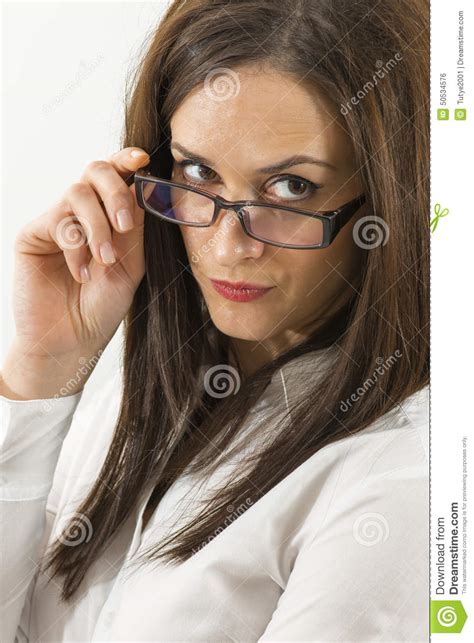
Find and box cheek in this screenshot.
[180,228,208,263]
[286,255,325,294]
[284,238,362,300]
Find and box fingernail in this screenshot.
[79,264,91,282]
[131,149,148,158]
[99,241,116,264]
[116,208,134,232]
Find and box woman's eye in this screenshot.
[267,176,321,201]
[180,162,216,184]
[175,162,321,202]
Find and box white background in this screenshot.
[0,0,170,393]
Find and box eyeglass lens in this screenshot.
[141,180,324,247]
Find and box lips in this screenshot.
[210,278,274,302]
[212,279,272,290]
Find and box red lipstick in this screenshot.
[210,279,274,302]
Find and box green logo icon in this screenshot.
[437,108,449,120]
[430,600,468,633]
[430,203,449,233]
[455,108,467,120]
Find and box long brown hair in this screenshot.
[44,0,429,600]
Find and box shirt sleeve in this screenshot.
[0,392,82,643]
[258,464,429,642]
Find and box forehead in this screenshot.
[169,66,352,167]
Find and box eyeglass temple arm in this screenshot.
[125,173,136,187]
[124,148,161,186]
[123,144,160,187]
[330,195,366,235]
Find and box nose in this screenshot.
[210,203,265,264]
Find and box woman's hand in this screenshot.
[1,147,150,400]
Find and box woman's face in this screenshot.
[170,64,366,367]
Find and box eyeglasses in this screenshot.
[130,167,365,250]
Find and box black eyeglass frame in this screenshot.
[129,168,366,250]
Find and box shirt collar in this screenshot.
[248,345,337,415]
[199,345,336,414]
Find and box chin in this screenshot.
[207,306,272,341]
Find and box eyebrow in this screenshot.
[170,142,337,173]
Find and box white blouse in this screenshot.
[0,348,429,642]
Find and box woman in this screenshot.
[0,0,429,641]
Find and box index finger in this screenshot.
[87,147,150,218]
[105,147,151,185]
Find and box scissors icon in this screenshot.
[430,203,449,233]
